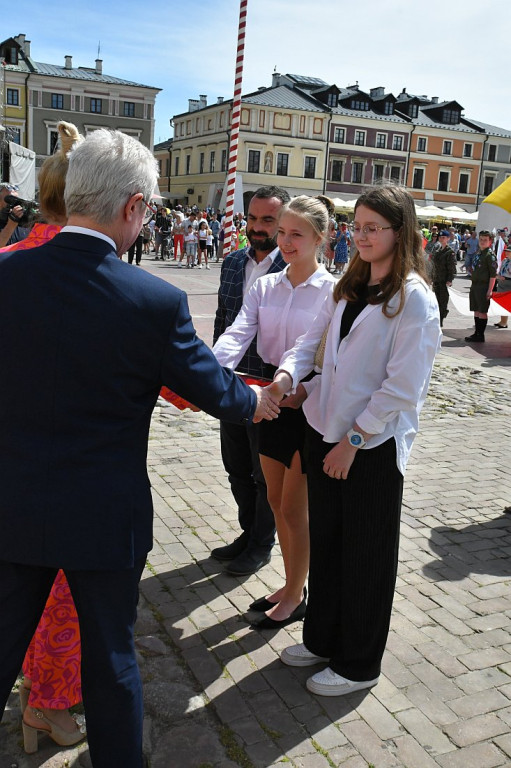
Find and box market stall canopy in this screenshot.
[332,197,355,212]
[415,204,452,220]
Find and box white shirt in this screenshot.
[278,274,441,474]
[60,225,116,251]
[213,264,336,370]
[244,246,280,296]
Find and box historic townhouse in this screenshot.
[468,120,511,206]
[170,76,330,210]
[1,34,160,184]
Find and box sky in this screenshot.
[13,0,511,144]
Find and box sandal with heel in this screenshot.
[22,707,86,754]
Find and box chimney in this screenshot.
[95,58,103,75]
[199,94,207,108]
[65,55,73,69]
[24,39,31,57]
[217,96,224,104]
[188,98,200,112]
[370,87,385,98]
[272,72,281,88]
[14,34,25,47]
[431,96,438,104]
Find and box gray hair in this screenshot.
[64,129,158,224]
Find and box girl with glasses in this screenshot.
[269,184,441,696]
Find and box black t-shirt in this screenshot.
[340,283,381,341]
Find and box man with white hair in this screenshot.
[0,130,279,767]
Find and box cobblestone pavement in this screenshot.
[2,258,511,767]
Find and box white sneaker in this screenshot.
[280,643,329,667]
[198,265,202,269]
[206,265,210,269]
[306,667,378,697]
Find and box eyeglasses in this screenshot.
[350,224,393,236]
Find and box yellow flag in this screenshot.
[484,175,511,215]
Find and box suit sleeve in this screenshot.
[161,291,256,424]
[213,260,227,344]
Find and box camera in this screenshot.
[0,193,38,228]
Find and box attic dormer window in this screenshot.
[8,46,18,64]
[409,104,418,118]
[383,101,394,115]
[327,93,337,107]
[350,99,369,111]
[442,109,460,124]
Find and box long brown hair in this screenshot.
[334,185,429,317]
[37,121,82,223]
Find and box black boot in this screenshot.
[465,317,485,343]
[478,317,487,341]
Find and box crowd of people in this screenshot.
[0,127,509,763]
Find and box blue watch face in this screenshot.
[350,434,363,446]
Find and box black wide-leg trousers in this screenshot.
[303,427,403,682]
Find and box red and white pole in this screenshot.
[222,0,248,258]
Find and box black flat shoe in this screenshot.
[248,595,279,612]
[250,598,306,630]
[249,585,307,612]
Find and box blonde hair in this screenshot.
[38,122,82,223]
[280,195,332,244]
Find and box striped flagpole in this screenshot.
[222,0,248,258]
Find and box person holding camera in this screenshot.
[0,183,29,247]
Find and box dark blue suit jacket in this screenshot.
[213,246,286,378]
[0,232,256,570]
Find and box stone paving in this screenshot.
[1,258,511,767]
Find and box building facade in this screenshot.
[168,73,511,214]
[1,34,160,185]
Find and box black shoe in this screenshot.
[250,598,306,630]
[210,533,249,562]
[249,585,307,612]
[464,334,484,342]
[225,550,271,576]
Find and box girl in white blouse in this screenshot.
[270,185,441,695]
[213,196,336,629]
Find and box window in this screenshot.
[409,104,418,118]
[7,47,17,64]
[247,150,260,173]
[276,153,289,176]
[438,171,450,192]
[488,144,496,162]
[392,135,403,151]
[6,88,19,106]
[376,133,386,149]
[51,93,63,109]
[123,102,135,117]
[221,149,227,172]
[209,151,215,173]
[417,137,427,152]
[390,166,401,183]
[185,155,191,175]
[174,156,180,176]
[442,140,452,155]
[442,109,460,124]
[383,101,394,115]
[483,175,494,196]
[327,93,337,107]
[199,152,204,174]
[463,143,472,158]
[458,173,469,194]
[331,160,343,182]
[333,127,345,143]
[354,131,365,146]
[351,162,363,184]
[373,165,384,183]
[304,156,316,179]
[90,98,102,113]
[10,127,21,144]
[350,100,369,111]
[157,159,162,175]
[412,167,424,189]
[165,158,170,177]
[49,130,59,154]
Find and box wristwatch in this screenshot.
[347,428,366,448]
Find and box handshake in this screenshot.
[250,373,296,423]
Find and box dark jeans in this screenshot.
[220,420,275,554]
[128,235,143,265]
[0,556,146,768]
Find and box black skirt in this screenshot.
[258,405,307,471]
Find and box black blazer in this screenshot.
[0,232,255,570]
